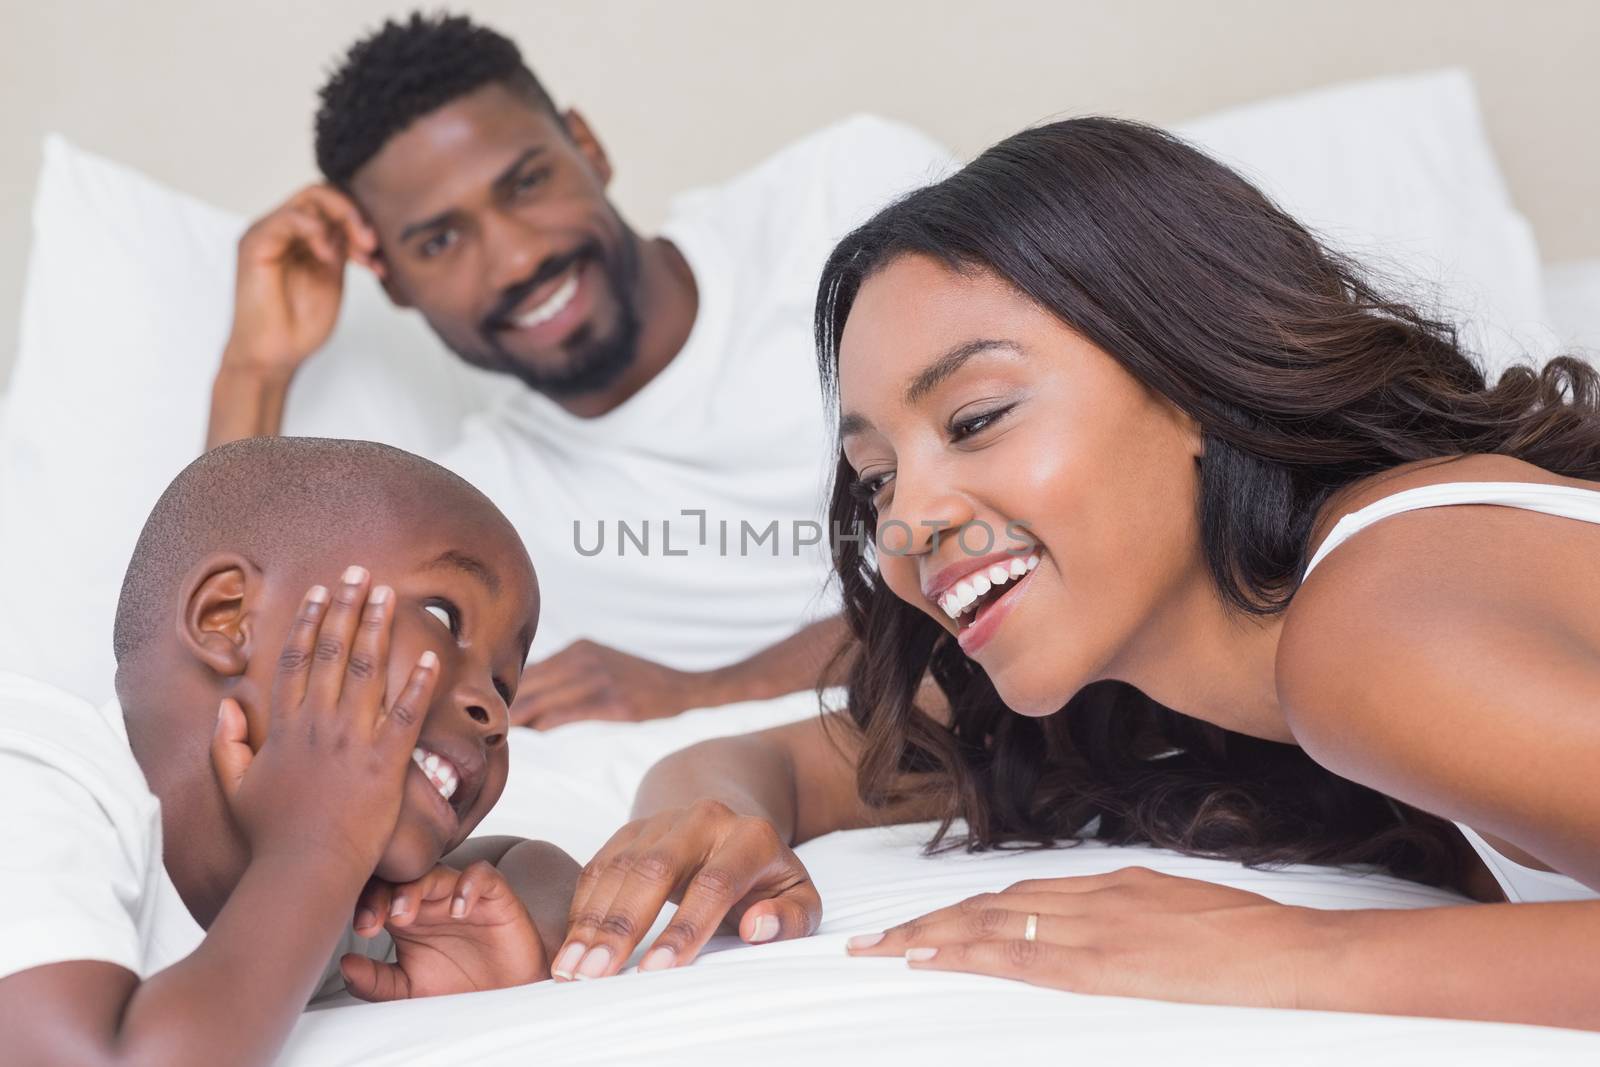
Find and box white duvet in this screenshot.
[273,694,1599,1065]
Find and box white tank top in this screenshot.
[1302,480,1600,903]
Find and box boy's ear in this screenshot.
[562,108,613,189]
[175,554,262,678]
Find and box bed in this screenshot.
[2,69,1598,1061]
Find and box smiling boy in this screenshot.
[0,437,578,1064]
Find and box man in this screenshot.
[207,13,952,728]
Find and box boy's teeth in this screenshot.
[410,747,460,803]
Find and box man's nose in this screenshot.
[480,210,544,294]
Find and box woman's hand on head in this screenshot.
[551,800,822,981]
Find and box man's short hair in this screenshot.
[314,11,558,189]
[112,437,488,664]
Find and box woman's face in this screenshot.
[836,254,1205,714]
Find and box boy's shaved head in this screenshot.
[113,437,512,664]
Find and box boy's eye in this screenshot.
[423,601,461,636]
[515,167,551,194]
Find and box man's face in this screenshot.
[351,83,643,398]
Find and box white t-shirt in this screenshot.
[0,672,386,999]
[438,115,955,670]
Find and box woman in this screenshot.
[550,118,1600,1029]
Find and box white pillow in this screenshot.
[1175,68,1555,377]
[0,136,499,701]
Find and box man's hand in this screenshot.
[222,184,379,380]
[344,862,548,1000]
[510,639,713,730]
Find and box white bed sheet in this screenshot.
[264,697,1600,1065]
[281,825,1600,1066]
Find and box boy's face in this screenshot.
[240,521,538,883]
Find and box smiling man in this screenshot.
[206,12,951,728]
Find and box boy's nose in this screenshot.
[458,690,508,747]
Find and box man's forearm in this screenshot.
[698,615,851,707]
[206,356,292,449]
[1309,900,1600,1030]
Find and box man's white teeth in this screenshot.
[515,271,579,328]
[939,553,1041,620]
[411,747,459,802]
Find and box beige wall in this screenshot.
[3,0,1596,387]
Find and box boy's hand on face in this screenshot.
[222,184,381,381]
[210,567,439,877]
[343,862,548,1000]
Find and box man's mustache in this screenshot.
[482,241,601,334]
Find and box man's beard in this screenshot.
[468,235,643,399]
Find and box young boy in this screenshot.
[0,437,578,1065]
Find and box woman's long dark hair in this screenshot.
[815,118,1600,887]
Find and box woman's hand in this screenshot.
[551,800,822,981]
[847,867,1331,1009]
[344,861,548,1000]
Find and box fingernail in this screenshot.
[748,914,780,943]
[342,564,368,584]
[419,650,439,670]
[369,585,392,605]
[639,947,676,972]
[450,896,466,919]
[905,947,938,962]
[575,945,612,980]
[551,942,585,980]
[307,585,329,603]
[354,907,376,930]
[389,895,406,918]
[846,932,884,951]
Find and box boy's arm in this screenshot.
[444,837,582,962]
[0,853,370,1067]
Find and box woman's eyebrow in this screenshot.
[903,339,1022,404]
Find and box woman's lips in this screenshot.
[954,553,1043,656]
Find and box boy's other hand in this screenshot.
[209,569,438,875]
[343,862,548,1000]
[222,184,381,381]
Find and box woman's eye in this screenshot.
[847,471,894,506]
[423,602,460,636]
[951,404,1014,442]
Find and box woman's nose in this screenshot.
[880,464,974,557]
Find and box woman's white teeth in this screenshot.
[515,271,579,328]
[939,553,1041,620]
[411,747,459,802]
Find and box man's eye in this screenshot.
[515,168,552,195]
[419,230,457,258]
[423,601,460,636]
